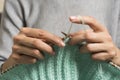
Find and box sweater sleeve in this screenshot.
[0,0,25,67]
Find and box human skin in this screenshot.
[1,16,120,72]
[1,28,65,71]
[69,16,120,66]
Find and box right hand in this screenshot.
[2,28,65,71]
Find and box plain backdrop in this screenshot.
[0,0,4,12]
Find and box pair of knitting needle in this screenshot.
[61,16,86,39]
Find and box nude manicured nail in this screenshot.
[61,42,65,47]
[70,16,77,20]
[70,16,78,23]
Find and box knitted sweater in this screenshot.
[1,40,120,80]
[1,0,120,67]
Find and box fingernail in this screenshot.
[70,16,77,20]
[61,42,65,47]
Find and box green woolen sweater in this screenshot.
[1,42,120,80]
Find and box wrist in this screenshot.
[111,48,120,66]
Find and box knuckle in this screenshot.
[12,45,19,51]
[13,35,24,42]
[38,30,45,37]
[109,44,115,50]
[20,28,27,33]
[33,49,40,55]
[11,54,20,62]
[13,36,20,42]
[32,39,41,47]
[86,44,92,51]
[106,35,112,42]
[109,51,116,57]
[30,59,37,64]
[85,32,92,40]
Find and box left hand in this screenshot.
[69,16,120,66]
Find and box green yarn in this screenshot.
[1,39,120,80]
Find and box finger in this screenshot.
[81,43,115,54]
[14,35,55,54]
[20,28,65,47]
[70,30,111,45]
[69,31,85,45]
[12,45,44,59]
[19,55,37,64]
[11,53,37,64]
[80,43,112,53]
[92,52,114,61]
[86,43,110,53]
[85,30,112,43]
[69,30,85,36]
[14,34,33,47]
[69,16,107,32]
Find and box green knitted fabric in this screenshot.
[1,39,120,80]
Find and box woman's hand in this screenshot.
[2,28,65,71]
[69,16,120,66]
